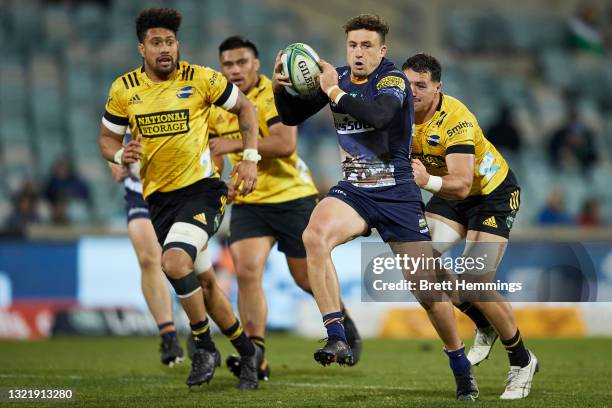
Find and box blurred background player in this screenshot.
[98,8,262,389]
[109,130,272,386]
[108,130,183,367]
[404,53,538,400]
[273,15,478,401]
[208,36,363,381]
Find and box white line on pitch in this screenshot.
[0,374,84,380]
[270,381,416,391]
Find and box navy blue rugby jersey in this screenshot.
[331,58,414,188]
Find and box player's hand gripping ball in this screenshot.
[281,43,322,97]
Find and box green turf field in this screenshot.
[0,335,610,407]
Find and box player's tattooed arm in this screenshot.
[227,91,258,195]
[228,91,258,151]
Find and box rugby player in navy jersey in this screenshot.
[272,14,478,401]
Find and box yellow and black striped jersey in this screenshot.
[209,75,318,204]
[412,94,509,196]
[102,61,239,199]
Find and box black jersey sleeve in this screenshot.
[337,93,401,130]
[273,89,328,126]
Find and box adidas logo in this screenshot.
[128,94,143,105]
[193,213,207,225]
[482,216,498,228]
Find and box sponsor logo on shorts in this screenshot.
[330,188,347,196]
[482,216,498,228]
[214,213,221,231]
[135,109,189,138]
[419,218,428,229]
[193,213,207,225]
[506,209,517,229]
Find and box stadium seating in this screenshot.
[0,0,610,227]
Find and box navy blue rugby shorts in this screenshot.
[327,181,430,243]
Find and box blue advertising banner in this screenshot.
[0,241,78,301]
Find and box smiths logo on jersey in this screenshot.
[136,109,190,138]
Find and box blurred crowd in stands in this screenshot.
[1,0,611,237]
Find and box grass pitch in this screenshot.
[0,335,610,407]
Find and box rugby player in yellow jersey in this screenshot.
[208,36,363,380]
[98,8,262,390]
[403,53,538,400]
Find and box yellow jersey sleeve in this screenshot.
[102,79,129,135]
[208,105,220,137]
[443,106,477,155]
[198,67,238,110]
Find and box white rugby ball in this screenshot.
[281,43,322,97]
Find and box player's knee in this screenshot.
[137,250,161,273]
[163,222,208,264]
[161,249,193,279]
[236,269,261,289]
[233,254,264,281]
[462,240,504,275]
[302,224,329,255]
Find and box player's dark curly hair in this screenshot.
[218,36,259,58]
[136,8,182,43]
[402,53,442,82]
[343,14,389,43]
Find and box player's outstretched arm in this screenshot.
[319,60,400,130]
[227,91,258,195]
[272,51,327,126]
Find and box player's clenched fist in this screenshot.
[121,140,142,165]
[231,160,257,196]
[411,158,430,188]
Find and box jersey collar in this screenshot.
[139,62,184,84]
[246,74,267,99]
